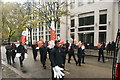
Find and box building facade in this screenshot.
[26,0,120,48]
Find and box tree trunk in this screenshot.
[8,37,11,43]
[30,30,32,46]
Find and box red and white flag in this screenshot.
[50,21,56,41]
[20,31,27,45]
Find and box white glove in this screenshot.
[36,47,39,49]
[53,66,64,79]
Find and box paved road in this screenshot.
[1,46,112,78]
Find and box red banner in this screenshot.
[50,28,56,41]
[20,35,26,45]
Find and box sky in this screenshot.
[2,0,27,3]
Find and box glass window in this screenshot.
[78,27,94,31]
[70,0,75,9]
[99,14,107,24]
[71,19,75,27]
[79,16,94,26]
[70,29,75,32]
[99,26,107,30]
[78,0,84,6]
[99,32,106,43]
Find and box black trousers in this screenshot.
[51,66,64,80]
[32,50,38,60]
[19,53,25,67]
[40,54,47,66]
[98,51,104,62]
[6,52,12,65]
[12,50,16,63]
[77,55,82,65]
[68,53,77,63]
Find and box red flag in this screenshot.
[50,21,56,41]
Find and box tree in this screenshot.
[2,2,26,42]
[31,1,70,40]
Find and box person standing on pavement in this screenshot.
[17,42,26,67]
[11,43,17,63]
[39,43,47,69]
[98,43,105,63]
[68,43,77,65]
[31,41,38,61]
[5,43,12,65]
[50,40,65,80]
[106,42,111,55]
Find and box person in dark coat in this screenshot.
[61,44,67,67]
[5,43,12,65]
[11,43,17,63]
[50,40,65,80]
[77,45,83,66]
[98,44,105,63]
[111,41,116,55]
[31,41,38,61]
[39,43,47,69]
[65,40,69,53]
[17,42,26,67]
[68,43,77,64]
[106,42,111,55]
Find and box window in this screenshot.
[78,27,94,31]
[99,14,107,24]
[79,16,94,26]
[70,29,75,32]
[99,26,107,30]
[70,0,75,9]
[78,0,84,6]
[99,32,106,43]
[71,19,75,27]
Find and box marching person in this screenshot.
[50,40,65,80]
[68,43,77,65]
[81,43,85,64]
[11,43,17,63]
[77,44,83,66]
[65,40,70,53]
[98,43,105,63]
[61,44,67,68]
[31,41,38,61]
[5,43,12,65]
[39,43,47,69]
[17,42,26,67]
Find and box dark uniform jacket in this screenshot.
[50,46,64,67]
[77,47,83,56]
[17,45,26,54]
[5,45,12,56]
[40,46,47,57]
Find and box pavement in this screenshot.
[1,45,113,79]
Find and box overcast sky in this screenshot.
[2,0,27,3]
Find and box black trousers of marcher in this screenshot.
[51,66,64,80]
[98,51,104,62]
[19,53,25,67]
[6,52,12,65]
[82,53,85,63]
[40,54,47,66]
[77,55,82,66]
[12,50,16,63]
[32,50,38,60]
[68,54,77,63]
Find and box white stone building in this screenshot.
[26,0,120,48]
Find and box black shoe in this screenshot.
[44,66,46,69]
[76,62,78,66]
[79,64,81,66]
[68,62,70,63]
[82,62,85,64]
